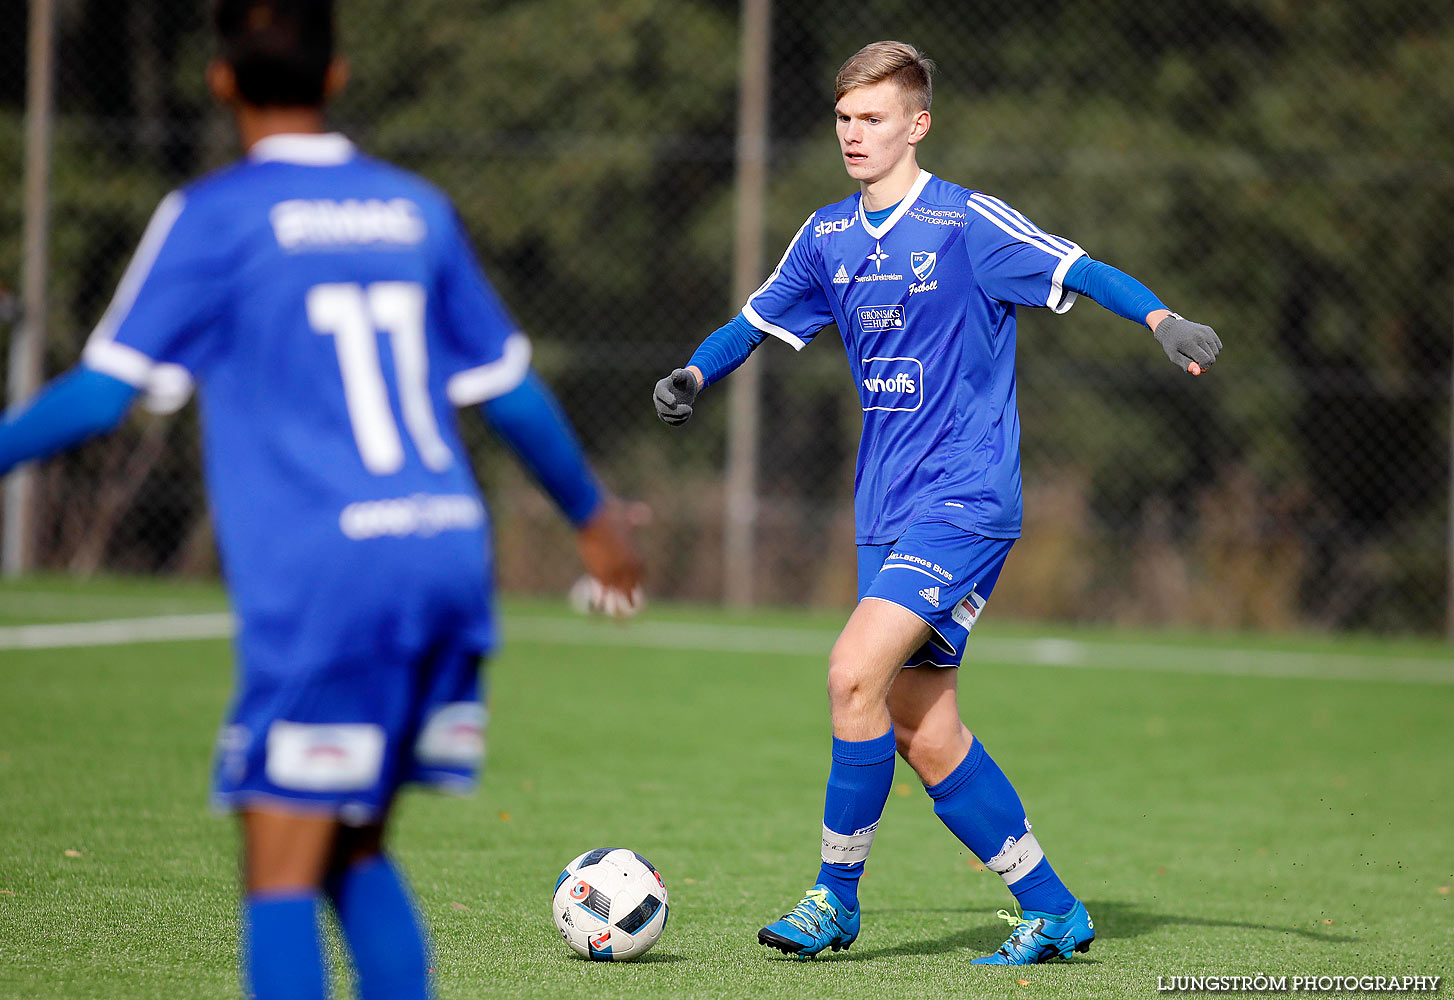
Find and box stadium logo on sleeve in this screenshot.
[859,356,923,412]
[814,215,858,237]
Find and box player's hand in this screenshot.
[653,368,700,425]
[574,499,646,617]
[1153,314,1222,375]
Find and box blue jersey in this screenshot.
[741,170,1084,543]
[81,134,529,673]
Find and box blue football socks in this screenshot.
[816,729,897,911]
[243,891,326,1000]
[326,854,431,1000]
[924,738,1077,917]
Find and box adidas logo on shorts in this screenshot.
[919,586,940,607]
[832,264,850,285]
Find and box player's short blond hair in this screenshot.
[834,41,934,112]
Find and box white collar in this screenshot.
[858,169,933,239]
[248,132,355,165]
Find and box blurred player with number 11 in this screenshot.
[0,1,642,997]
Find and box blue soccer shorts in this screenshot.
[211,635,488,826]
[857,518,1015,668]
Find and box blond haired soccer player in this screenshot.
[654,42,1220,964]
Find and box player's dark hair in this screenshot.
[213,0,334,108]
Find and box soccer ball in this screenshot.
[551,848,669,961]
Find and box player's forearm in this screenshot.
[1063,259,1220,372]
[685,314,768,388]
[1062,257,1168,329]
[481,369,604,526]
[0,367,137,476]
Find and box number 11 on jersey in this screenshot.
[306,281,454,475]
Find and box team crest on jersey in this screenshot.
[910,251,937,281]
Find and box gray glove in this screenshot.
[653,369,700,425]
[1154,314,1222,373]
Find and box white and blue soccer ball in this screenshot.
[551,848,669,961]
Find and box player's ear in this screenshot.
[207,59,239,106]
[323,57,350,101]
[908,109,931,146]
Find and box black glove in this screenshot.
[1154,314,1222,373]
[653,369,700,425]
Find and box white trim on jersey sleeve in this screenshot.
[446,331,532,405]
[965,192,1085,313]
[81,191,197,414]
[970,193,1079,255]
[1047,250,1084,314]
[89,191,186,347]
[741,304,807,350]
[82,341,195,415]
[741,214,817,352]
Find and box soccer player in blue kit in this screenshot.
[654,42,1222,964]
[0,2,642,997]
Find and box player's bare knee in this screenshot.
[825,658,882,717]
[825,661,868,711]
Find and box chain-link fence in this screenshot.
[3,0,1451,635]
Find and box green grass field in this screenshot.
[1,576,1450,999]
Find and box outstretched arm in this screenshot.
[481,369,641,608]
[1062,257,1222,374]
[0,367,138,476]
[653,314,768,425]
[482,368,603,525]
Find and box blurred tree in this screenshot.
[1,0,1449,628]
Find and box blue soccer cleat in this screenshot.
[971,900,1095,965]
[757,885,859,958]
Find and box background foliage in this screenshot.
[2,0,1451,632]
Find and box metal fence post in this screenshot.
[4,0,56,578]
[1447,291,1454,641]
[724,0,771,607]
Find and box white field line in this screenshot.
[0,610,1449,686]
[0,613,235,649]
[0,590,227,619]
[504,617,1454,686]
